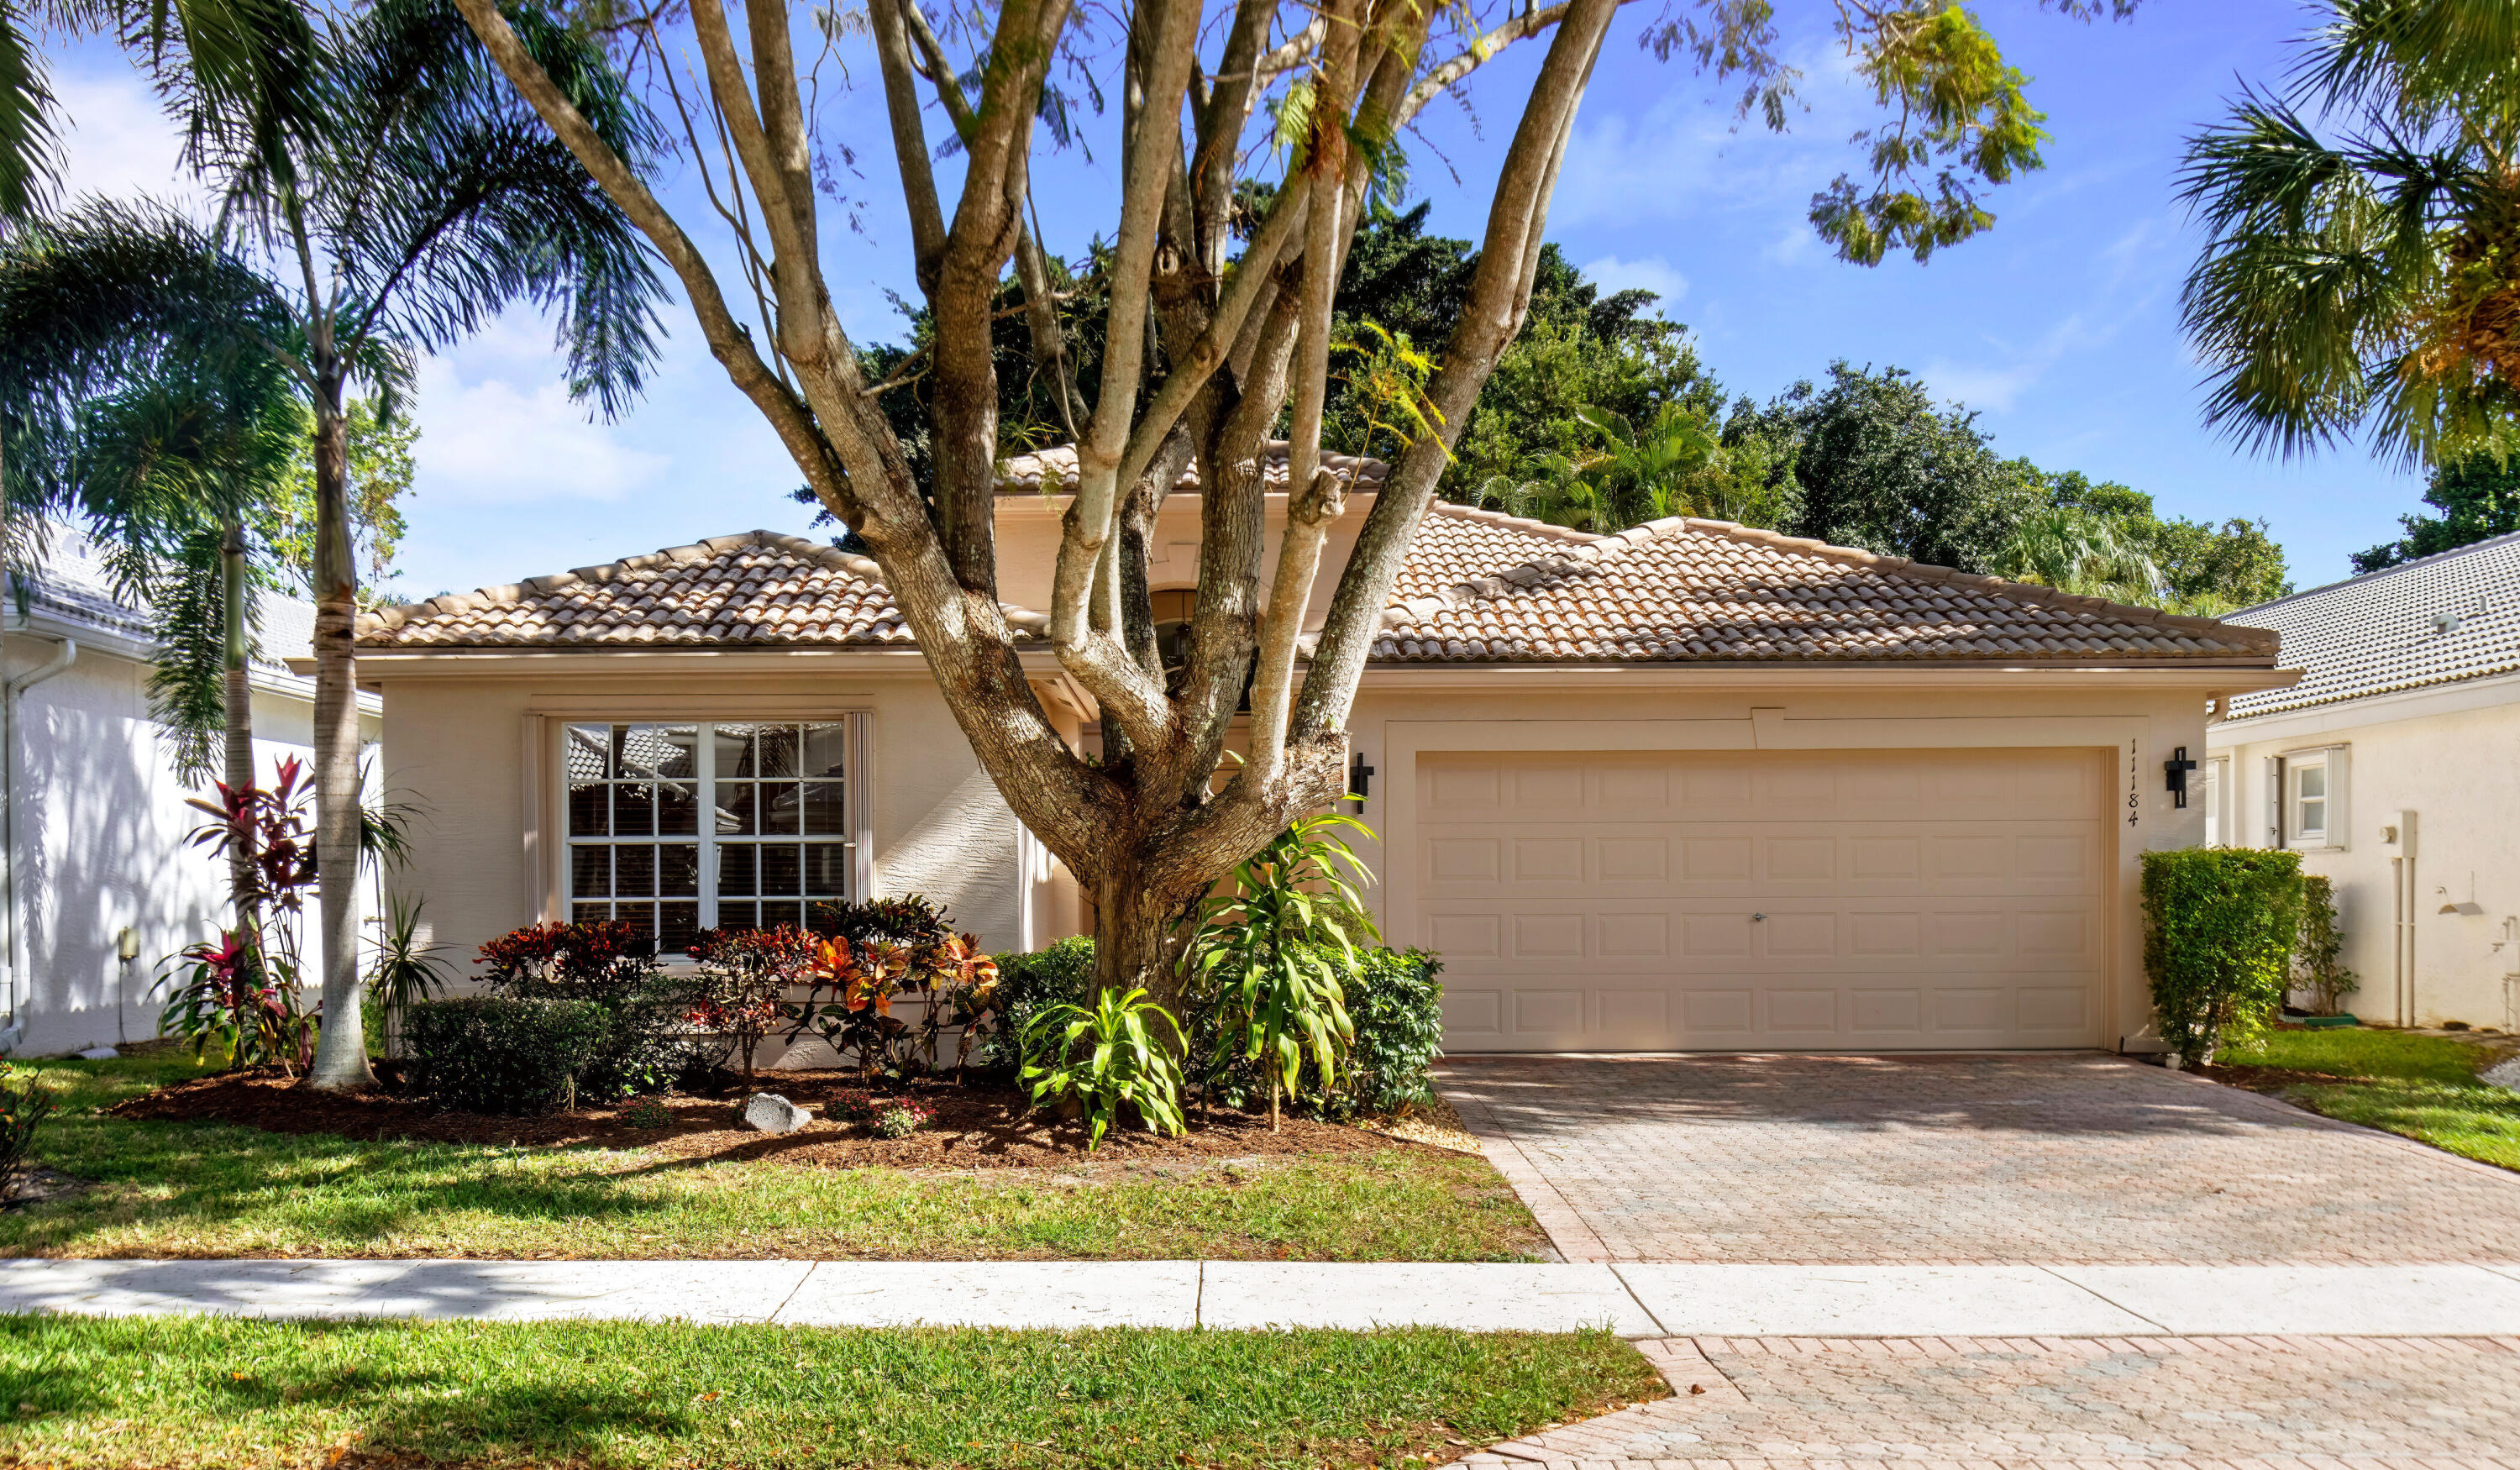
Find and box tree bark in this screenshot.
[452,0,1625,1058]
[303,381,371,1089]
[220,519,257,926]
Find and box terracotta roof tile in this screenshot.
[356,530,1048,649]
[1373,515,2279,664]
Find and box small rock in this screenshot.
[2481,1056,2520,1094]
[75,1047,118,1061]
[743,1093,811,1134]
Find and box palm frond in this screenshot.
[0,3,63,226]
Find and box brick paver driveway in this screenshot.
[1437,1053,2520,1264]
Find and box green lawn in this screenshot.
[2,1053,1545,1262]
[0,1315,1661,1468]
[2215,1026,2520,1172]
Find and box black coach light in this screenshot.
[1347,749,1375,813]
[2164,746,2198,808]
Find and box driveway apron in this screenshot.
[1436,1052,2520,1264]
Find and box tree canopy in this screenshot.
[2352,451,2520,571]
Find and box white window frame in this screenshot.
[2199,755,2229,848]
[2274,744,2349,852]
[551,714,871,953]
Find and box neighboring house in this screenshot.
[2207,530,2520,1031]
[358,445,2291,1056]
[0,531,382,1056]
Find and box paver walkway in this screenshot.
[1469,1334,2520,1468]
[1438,1053,2520,1263]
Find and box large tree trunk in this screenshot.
[303,383,370,1090]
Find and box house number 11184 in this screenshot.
[2126,739,2140,826]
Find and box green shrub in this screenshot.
[2293,874,2358,1016]
[2142,847,2304,1067]
[982,936,1097,1069]
[404,996,610,1116]
[0,1064,60,1203]
[1312,948,1446,1121]
[475,921,703,1101]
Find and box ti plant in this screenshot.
[1020,988,1188,1149]
[1188,812,1376,1130]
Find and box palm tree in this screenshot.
[3,202,298,963]
[2180,0,2520,467]
[1471,403,1725,534]
[1991,506,2166,605]
[5,0,664,1089]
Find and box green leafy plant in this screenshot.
[622,1098,673,1129]
[2142,847,2306,1068]
[364,896,454,1058]
[983,937,1097,1070]
[0,1064,60,1205]
[2293,874,2358,1017]
[476,920,702,1102]
[1189,813,1375,1129]
[1310,948,1446,1122]
[403,996,609,1116]
[1021,988,1188,1148]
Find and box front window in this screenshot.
[564,721,852,951]
[2285,750,2335,848]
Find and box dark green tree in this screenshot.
[2045,470,2291,609]
[2352,452,2520,570]
[1748,362,2040,572]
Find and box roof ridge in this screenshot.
[354,529,887,638]
[2234,526,2520,617]
[1423,499,1606,545]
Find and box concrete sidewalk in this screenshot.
[9,1258,2520,1336]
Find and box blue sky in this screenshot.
[41,0,2420,603]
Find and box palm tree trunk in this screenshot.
[303,385,371,1089]
[221,519,264,1068]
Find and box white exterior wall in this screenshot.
[1,630,369,1056]
[2208,674,2520,1030]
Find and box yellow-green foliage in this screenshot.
[2142,847,2304,1065]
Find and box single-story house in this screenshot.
[2207,529,2520,1030]
[357,446,2292,1054]
[1,530,382,1057]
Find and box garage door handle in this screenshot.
[1752,912,1766,921]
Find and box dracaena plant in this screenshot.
[1188,812,1376,1129]
[1021,986,1189,1148]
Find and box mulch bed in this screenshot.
[108,1068,1411,1170]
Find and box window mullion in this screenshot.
[698,722,717,930]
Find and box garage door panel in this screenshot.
[1417,748,2107,1052]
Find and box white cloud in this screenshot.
[50,67,201,207]
[1578,255,1689,310]
[413,360,669,506]
[1918,313,2103,414]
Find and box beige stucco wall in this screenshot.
[366,654,1079,977]
[2209,675,2520,1030]
[1347,673,2226,1049]
[990,491,1376,623]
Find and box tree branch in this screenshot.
[869,0,946,294]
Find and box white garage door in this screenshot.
[1415,748,2108,1051]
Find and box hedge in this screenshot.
[2141,847,2304,1067]
[404,996,611,1116]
